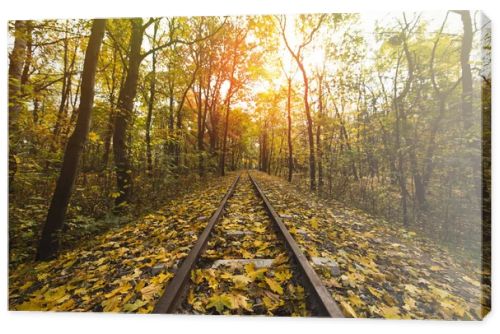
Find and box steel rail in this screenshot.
[248,172,344,318]
[153,174,241,314]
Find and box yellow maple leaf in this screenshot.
[134,281,145,292]
[123,299,147,312]
[245,263,267,280]
[140,284,162,301]
[151,272,173,285]
[265,277,283,295]
[340,300,357,318]
[206,294,233,313]
[228,293,252,312]
[262,293,284,312]
[191,269,204,284]
[275,269,292,282]
[348,294,364,307]
[262,296,278,312]
[232,274,253,289]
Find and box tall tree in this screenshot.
[420,13,461,209]
[8,20,28,187]
[286,77,294,182]
[453,10,473,130]
[392,18,415,227]
[53,21,80,142]
[113,18,145,209]
[278,15,325,191]
[279,58,296,182]
[101,42,123,169]
[315,69,325,192]
[145,20,159,175]
[20,20,33,87]
[36,19,106,260]
[219,27,247,176]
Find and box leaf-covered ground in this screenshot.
[251,171,489,320]
[9,174,236,313]
[179,174,308,316]
[9,171,489,319]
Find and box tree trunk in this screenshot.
[36,19,106,260]
[260,128,269,172]
[317,74,324,192]
[197,81,206,176]
[145,21,159,176]
[456,10,473,130]
[298,63,316,190]
[8,20,28,188]
[333,101,359,181]
[393,37,414,227]
[422,100,443,187]
[54,24,80,143]
[174,107,182,169]
[280,16,323,190]
[220,95,232,176]
[286,78,293,182]
[20,20,33,87]
[166,82,175,160]
[102,105,115,169]
[395,102,409,227]
[102,53,124,168]
[257,134,263,171]
[173,65,197,171]
[399,98,426,210]
[113,18,144,210]
[268,128,275,174]
[53,25,70,139]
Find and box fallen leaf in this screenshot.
[206,294,233,313]
[265,277,283,295]
[340,300,357,318]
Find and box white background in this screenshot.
[0,0,498,333]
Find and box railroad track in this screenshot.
[153,172,343,317]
